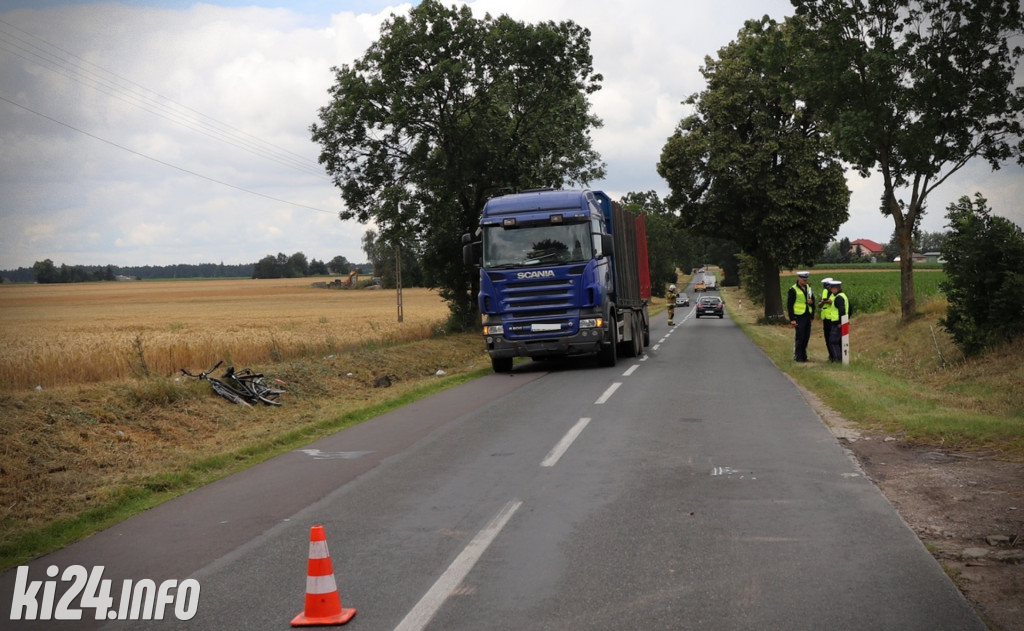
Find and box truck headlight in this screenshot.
[483,324,504,335]
[579,318,603,329]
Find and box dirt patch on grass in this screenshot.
[800,385,1024,631]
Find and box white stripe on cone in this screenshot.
[309,540,329,558]
[306,575,339,595]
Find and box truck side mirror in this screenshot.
[462,233,481,267]
[601,234,614,258]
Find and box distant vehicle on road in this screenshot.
[705,275,717,290]
[675,292,689,307]
[696,295,724,318]
[694,281,706,292]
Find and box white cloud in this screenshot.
[0,0,1020,269]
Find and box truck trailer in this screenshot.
[463,189,651,372]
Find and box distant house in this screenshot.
[893,253,927,263]
[924,251,945,263]
[850,239,885,258]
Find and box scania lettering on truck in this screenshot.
[462,189,651,373]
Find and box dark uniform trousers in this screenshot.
[823,319,835,361]
[794,313,812,361]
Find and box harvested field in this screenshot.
[0,279,482,565]
[0,279,450,390]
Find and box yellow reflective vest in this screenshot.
[835,292,849,318]
[791,284,810,316]
[821,294,838,321]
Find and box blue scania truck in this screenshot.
[462,189,651,372]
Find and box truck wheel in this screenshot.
[618,312,640,358]
[597,315,618,367]
[630,313,643,356]
[491,357,513,373]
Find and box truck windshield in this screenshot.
[482,223,593,268]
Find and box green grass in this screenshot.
[809,262,944,271]
[726,281,1024,458]
[779,269,946,315]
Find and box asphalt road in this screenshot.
[2,289,984,630]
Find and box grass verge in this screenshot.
[722,286,1024,457]
[0,333,491,570]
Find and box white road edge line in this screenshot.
[393,499,523,631]
[595,382,621,405]
[541,417,592,467]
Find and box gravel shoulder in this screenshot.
[799,385,1024,631]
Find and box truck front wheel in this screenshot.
[597,315,618,367]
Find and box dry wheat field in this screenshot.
[0,279,451,390]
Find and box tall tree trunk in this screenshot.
[761,256,784,320]
[885,185,917,319]
[898,229,916,319]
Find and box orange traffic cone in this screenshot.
[291,525,356,627]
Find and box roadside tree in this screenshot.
[311,0,604,328]
[658,17,849,319]
[940,194,1024,355]
[792,0,1024,320]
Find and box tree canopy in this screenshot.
[658,17,849,318]
[310,0,604,327]
[792,0,1024,319]
[939,194,1024,355]
[361,229,425,289]
[253,252,311,279]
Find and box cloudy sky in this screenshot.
[1,0,1021,270]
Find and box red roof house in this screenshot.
[850,239,884,257]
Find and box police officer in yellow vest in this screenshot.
[819,277,837,361]
[666,284,678,326]
[825,279,849,363]
[786,271,814,362]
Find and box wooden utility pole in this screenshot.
[396,243,403,323]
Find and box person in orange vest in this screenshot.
[786,271,815,362]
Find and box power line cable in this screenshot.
[0,94,337,214]
[0,17,327,177]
